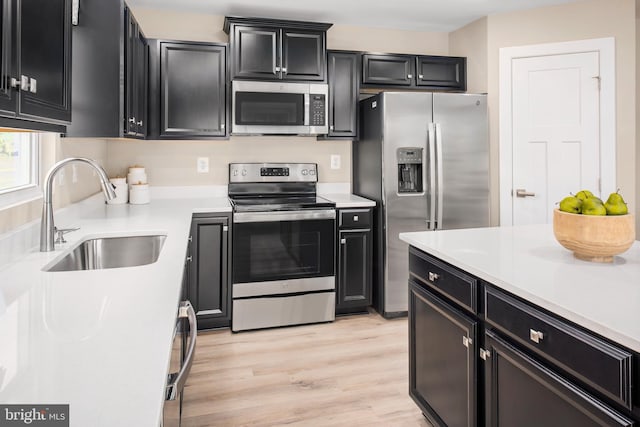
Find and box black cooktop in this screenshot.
[230,195,335,212]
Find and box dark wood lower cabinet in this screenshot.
[188,215,231,330]
[409,280,477,427]
[484,331,633,427]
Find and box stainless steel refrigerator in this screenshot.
[353,92,489,317]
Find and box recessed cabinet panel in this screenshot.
[18,0,71,123]
[282,30,325,81]
[338,230,371,307]
[416,56,466,90]
[232,26,278,80]
[362,54,413,86]
[485,331,633,427]
[160,42,227,138]
[189,215,231,330]
[410,281,477,427]
[326,51,359,138]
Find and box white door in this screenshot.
[511,52,600,225]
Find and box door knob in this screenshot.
[515,189,536,198]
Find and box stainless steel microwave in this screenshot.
[231,81,328,135]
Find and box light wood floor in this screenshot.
[181,312,432,427]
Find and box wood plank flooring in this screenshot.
[181,312,432,427]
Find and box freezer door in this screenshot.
[382,92,433,314]
[433,93,489,230]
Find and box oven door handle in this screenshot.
[166,300,197,401]
[233,209,336,223]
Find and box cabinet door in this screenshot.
[0,0,16,117]
[336,229,371,311]
[409,280,477,427]
[362,54,413,86]
[416,56,466,90]
[281,29,325,81]
[326,51,359,138]
[231,25,279,80]
[123,9,138,137]
[159,42,227,138]
[134,31,148,137]
[484,331,633,427]
[189,216,230,330]
[18,0,71,123]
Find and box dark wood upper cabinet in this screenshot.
[416,55,466,90]
[124,10,147,138]
[362,52,467,91]
[324,50,360,139]
[0,0,70,130]
[156,41,227,138]
[224,17,331,82]
[362,54,414,86]
[65,1,147,138]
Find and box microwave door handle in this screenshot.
[304,93,310,126]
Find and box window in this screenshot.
[0,132,40,208]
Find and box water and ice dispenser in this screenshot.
[397,147,423,193]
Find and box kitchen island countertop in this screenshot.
[400,225,640,353]
[0,195,231,426]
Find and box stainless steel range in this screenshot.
[229,163,336,332]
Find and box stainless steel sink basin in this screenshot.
[44,234,167,272]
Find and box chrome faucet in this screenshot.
[40,157,117,252]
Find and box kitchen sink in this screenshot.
[44,234,167,272]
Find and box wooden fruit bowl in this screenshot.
[553,209,636,262]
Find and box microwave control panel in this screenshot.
[310,94,326,126]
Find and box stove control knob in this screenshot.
[309,170,316,176]
[233,169,238,176]
[301,169,308,176]
[242,169,247,176]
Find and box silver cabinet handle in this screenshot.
[282,67,287,73]
[129,117,136,124]
[275,66,281,72]
[166,301,197,401]
[10,77,19,88]
[20,75,29,91]
[428,272,440,282]
[462,336,473,348]
[516,189,536,198]
[186,256,192,262]
[340,238,346,244]
[419,74,424,79]
[221,124,225,130]
[29,78,37,93]
[353,215,359,222]
[329,125,334,131]
[479,348,491,360]
[137,120,143,126]
[529,329,544,344]
[407,74,413,79]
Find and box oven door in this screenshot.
[232,210,335,285]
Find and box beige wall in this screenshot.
[449,17,488,94]
[486,0,637,226]
[106,137,350,185]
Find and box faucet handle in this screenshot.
[54,227,80,244]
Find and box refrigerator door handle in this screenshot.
[427,123,437,230]
[435,123,444,230]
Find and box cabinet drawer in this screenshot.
[339,209,371,229]
[485,286,633,408]
[408,247,477,314]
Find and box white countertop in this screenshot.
[320,193,376,208]
[0,195,231,426]
[400,225,640,353]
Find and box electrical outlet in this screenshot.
[330,154,341,170]
[197,157,210,173]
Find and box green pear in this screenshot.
[559,196,582,214]
[604,190,628,215]
[575,190,594,201]
[581,197,606,215]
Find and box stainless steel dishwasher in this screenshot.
[162,300,196,427]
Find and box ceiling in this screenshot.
[126,0,585,32]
